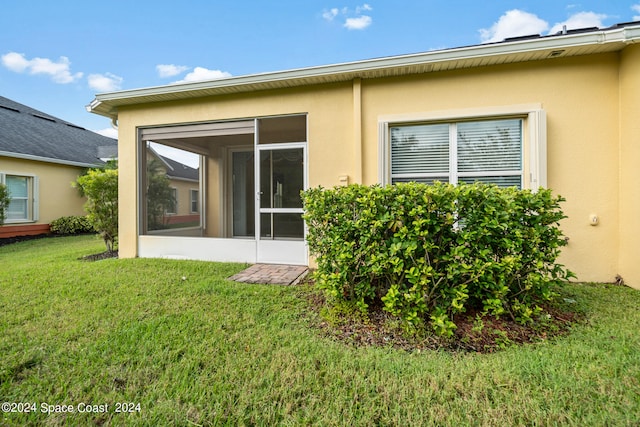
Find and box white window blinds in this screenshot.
[390,118,523,188]
[391,123,449,184]
[457,119,522,172]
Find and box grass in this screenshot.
[1,235,639,426]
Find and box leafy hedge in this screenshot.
[50,215,95,235]
[302,182,574,336]
[0,183,10,226]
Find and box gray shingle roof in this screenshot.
[0,95,117,167]
[158,154,199,181]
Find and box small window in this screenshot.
[190,189,199,213]
[258,115,307,144]
[390,118,524,188]
[0,174,38,222]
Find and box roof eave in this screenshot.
[166,175,199,182]
[0,151,105,168]
[87,24,640,121]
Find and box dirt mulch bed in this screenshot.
[298,280,580,353]
[79,250,118,261]
[0,233,52,247]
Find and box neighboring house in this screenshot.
[0,96,117,238]
[146,146,200,231]
[88,22,640,289]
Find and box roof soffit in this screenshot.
[88,24,640,119]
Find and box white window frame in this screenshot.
[0,173,39,223]
[378,104,547,190]
[190,189,199,214]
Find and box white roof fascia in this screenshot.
[0,151,104,168]
[87,24,640,118]
[619,25,640,42]
[166,175,199,183]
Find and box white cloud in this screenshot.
[1,52,30,72]
[172,67,232,84]
[156,64,190,78]
[94,127,118,139]
[322,8,339,21]
[344,15,372,30]
[1,51,83,83]
[480,9,612,43]
[549,11,607,34]
[323,4,372,30]
[480,10,549,43]
[631,4,640,21]
[88,72,123,92]
[356,4,372,14]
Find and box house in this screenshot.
[87,22,640,289]
[146,145,200,231]
[0,96,117,238]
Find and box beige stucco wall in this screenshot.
[116,112,138,257]
[359,53,621,285]
[115,49,637,288]
[205,154,222,237]
[0,156,86,225]
[168,178,198,217]
[619,44,640,289]
[116,84,355,257]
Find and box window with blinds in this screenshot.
[390,123,449,184]
[390,118,523,188]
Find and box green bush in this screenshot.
[73,168,118,252]
[0,183,10,226]
[302,182,574,336]
[50,216,95,235]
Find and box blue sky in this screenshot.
[2,0,639,139]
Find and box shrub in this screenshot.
[302,182,574,336]
[146,158,176,230]
[0,183,10,226]
[50,215,95,235]
[73,168,118,252]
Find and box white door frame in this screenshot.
[255,141,308,265]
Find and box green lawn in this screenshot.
[1,235,639,426]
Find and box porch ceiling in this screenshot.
[87,23,640,121]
